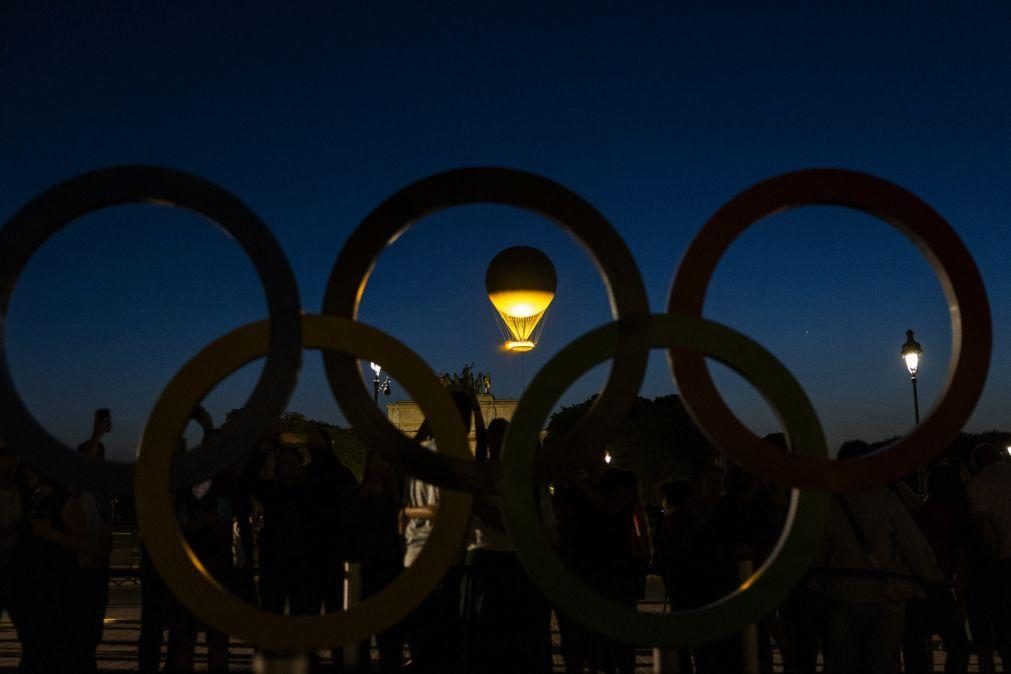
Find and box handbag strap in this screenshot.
[832,495,947,598]
[835,494,878,566]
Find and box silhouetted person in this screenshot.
[757,464,794,674]
[18,466,88,673]
[759,431,823,674]
[967,442,1011,670]
[656,480,698,606]
[245,424,357,672]
[907,462,971,674]
[138,540,170,674]
[655,479,699,673]
[170,477,233,672]
[0,441,25,662]
[460,418,551,674]
[306,428,358,672]
[694,464,779,674]
[249,436,321,616]
[138,406,214,673]
[695,463,725,524]
[166,409,233,673]
[554,447,640,674]
[74,409,115,673]
[401,390,477,674]
[354,450,405,673]
[815,440,942,674]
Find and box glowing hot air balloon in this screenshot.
[485,246,557,352]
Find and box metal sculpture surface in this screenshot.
[668,169,991,492]
[0,166,992,651]
[0,167,302,497]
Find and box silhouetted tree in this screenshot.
[546,394,717,503]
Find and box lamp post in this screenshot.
[901,330,925,494]
[370,362,391,406]
[900,330,923,424]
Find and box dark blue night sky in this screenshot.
[2,3,1009,461]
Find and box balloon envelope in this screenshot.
[485,246,556,351]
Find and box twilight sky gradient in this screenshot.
[2,3,1009,461]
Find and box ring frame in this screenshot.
[2,164,989,651]
[0,166,302,496]
[321,167,651,494]
[500,314,829,647]
[668,169,992,491]
[134,315,472,650]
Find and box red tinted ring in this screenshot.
[668,169,991,491]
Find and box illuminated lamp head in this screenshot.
[485,246,556,352]
[900,329,923,378]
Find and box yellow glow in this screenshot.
[490,289,554,348]
[488,289,555,318]
[903,352,919,376]
[604,451,612,464]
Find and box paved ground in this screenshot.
[0,576,664,672]
[0,576,997,672]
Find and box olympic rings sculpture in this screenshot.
[0,165,992,650]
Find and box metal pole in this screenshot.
[653,647,681,673]
[653,590,681,673]
[344,562,363,669]
[253,652,310,674]
[912,376,925,494]
[374,376,379,406]
[738,560,760,674]
[911,377,920,425]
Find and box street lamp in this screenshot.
[901,330,926,494]
[370,362,391,406]
[900,330,923,424]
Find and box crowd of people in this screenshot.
[1,398,1011,674]
[654,437,1011,674]
[0,410,113,673]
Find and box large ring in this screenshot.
[0,166,302,497]
[500,314,829,647]
[134,314,472,650]
[667,169,992,491]
[321,167,651,493]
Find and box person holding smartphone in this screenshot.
[78,409,111,461]
[73,409,115,673]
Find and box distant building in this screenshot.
[386,393,520,448]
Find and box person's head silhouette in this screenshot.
[659,480,692,513]
[926,462,964,501]
[837,440,872,460]
[970,442,1003,474]
[486,418,509,462]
